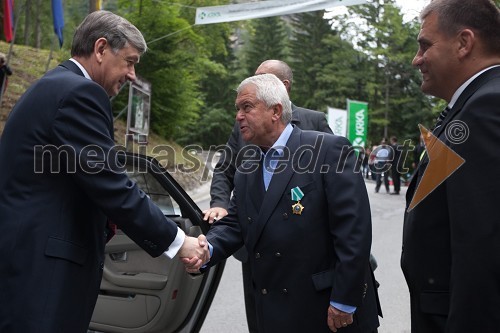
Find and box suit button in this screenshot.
[247,217,252,224]
[282,213,288,219]
[275,252,281,257]
[100,262,104,270]
[282,288,288,293]
[261,289,268,295]
[255,253,261,259]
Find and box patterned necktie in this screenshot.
[433,106,450,130]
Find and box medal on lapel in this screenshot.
[291,187,304,215]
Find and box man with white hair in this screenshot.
[185,73,380,332]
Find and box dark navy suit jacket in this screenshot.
[0,60,178,332]
[205,127,380,332]
[402,66,500,332]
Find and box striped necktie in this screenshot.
[433,106,450,130]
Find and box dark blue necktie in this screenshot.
[433,106,450,130]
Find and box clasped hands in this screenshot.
[178,235,210,274]
[178,206,228,273]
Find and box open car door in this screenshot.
[89,153,225,333]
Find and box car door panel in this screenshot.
[89,153,224,333]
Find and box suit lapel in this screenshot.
[247,155,265,215]
[249,127,302,249]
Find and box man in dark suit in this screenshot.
[203,59,332,331]
[401,0,500,332]
[0,11,208,333]
[389,136,402,195]
[205,60,332,222]
[0,52,12,95]
[186,73,380,332]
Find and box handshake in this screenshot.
[178,235,211,273]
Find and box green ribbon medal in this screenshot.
[291,187,304,215]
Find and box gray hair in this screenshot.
[237,73,292,124]
[421,0,500,55]
[71,10,147,57]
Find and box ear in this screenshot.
[281,79,291,93]
[457,29,474,59]
[271,104,283,121]
[94,38,108,64]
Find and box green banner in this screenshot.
[347,99,368,148]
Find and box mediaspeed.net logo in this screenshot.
[407,122,468,211]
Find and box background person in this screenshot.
[389,136,402,195]
[0,11,207,333]
[373,138,391,194]
[0,52,13,94]
[402,0,500,331]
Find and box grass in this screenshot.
[0,41,62,130]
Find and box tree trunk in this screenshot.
[34,0,42,48]
[89,0,97,13]
[23,0,32,45]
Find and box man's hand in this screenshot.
[202,207,228,224]
[327,305,354,332]
[178,235,210,273]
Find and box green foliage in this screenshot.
[244,16,289,75]
[6,0,493,150]
[15,0,52,48]
[340,0,435,145]
[289,11,338,111]
[116,0,220,140]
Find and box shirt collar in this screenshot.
[448,65,500,108]
[69,58,91,80]
[261,123,293,157]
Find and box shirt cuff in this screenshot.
[164,228,186,258]
[201,242,214,269]
[330,301,356,314]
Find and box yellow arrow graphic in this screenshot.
[407,124,466,211]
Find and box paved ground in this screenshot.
[195,178,412,333]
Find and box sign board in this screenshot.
[327,107,347,137]
[126,77,152,140]
[195,0,368,25]
[347,99,368,148]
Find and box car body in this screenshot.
[88,152,225,333]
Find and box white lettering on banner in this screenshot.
[334,117,344,134]
[353,137,364,147]
[195,0,368,25]
[355,109,365,136]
